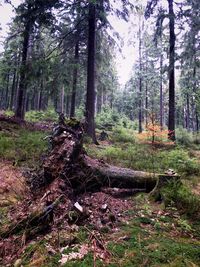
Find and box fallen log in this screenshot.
[27,116,179,194]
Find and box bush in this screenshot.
[75,105,85,120]
[25,109,58,122]
[4,110,14,117]
[95,107,120,129]
[176,127,193,146]
[161,181,200,218]
[95,106,136,130]
[193,133,200,145]
[111,127,135,143]
[158,148,200,175]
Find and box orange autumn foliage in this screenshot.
[137,114,172,144]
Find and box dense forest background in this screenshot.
[0,0,199,142]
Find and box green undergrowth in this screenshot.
[161,181,200,219]
[86,125,200,176]
[87,142,200,176]
[25,108,58,122]
[0,121,48,166]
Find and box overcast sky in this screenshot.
[0,0,147,86]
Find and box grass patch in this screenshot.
[0,123,48,166]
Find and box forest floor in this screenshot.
[0,118,200,266]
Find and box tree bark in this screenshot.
[97,85,102,114]
[70,41,79,118]
[85,2,97,143]
[160,36,163,130]
[186,93,190,130]
[168,0,176,140]
[15,19,31,119]
[5,72,10,110]
[9,70,16,110]
[138,15,143,133]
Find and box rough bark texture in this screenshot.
[168,0,176,141]
[85,3,97,144]
[15,19,31,119]
[138,16,143,134]
[70,41,79,118]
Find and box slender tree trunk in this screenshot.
[102,88,107,105]
[145,54,148,129]
[138,16,143,133]
[13,62,20,110]
[15,20,31,119]
[25,93,29,112]
[70,41,79,118]
[38,88,42,111]
[97,86,102,114]
[85,2,97,143]
[66,94,70,117]
[5,72,10,109]
[31,92,35,110]
[160,37,163,130]
[10,70,16,110]
[186,93,190,130]
[168,0,176,140]
[196,111,199,132]
[60,86,65,114]
[191,96,195,133]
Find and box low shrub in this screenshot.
[111,127,135,144]
[95,106,136,130]
[161,181,200,218]
[25,108,58,122]
[4,110,14,117]
[176,127,193,146]
[158,148,200,175]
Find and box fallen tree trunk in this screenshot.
[28,116,178,194]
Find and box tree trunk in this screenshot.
[85,2,97,143]
[70,41,79,118]
[5,72,10,109]
[138,16,143,133]
[15,20,31,119]
[97,86,102,114]
[65,93,70,117]
[9,70,16,110]
[38,79,43,111]
[168,0,176,140]
[160,37,163,130]
[186,93,190,130]
[60,85,65,114]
